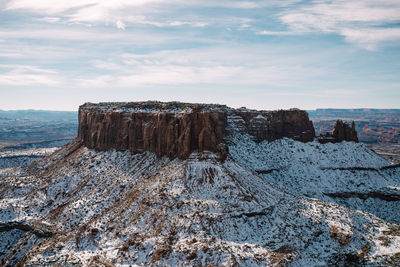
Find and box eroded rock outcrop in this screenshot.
[318,120,359,143]
[78,102,316,159]
[333,120,358,142]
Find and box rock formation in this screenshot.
[78,102,316,159]
[78,102,228,159]
[229,108,315,142]
[333,120,358,142]
[318,120,359,143]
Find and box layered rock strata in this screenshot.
[78,102,227,159]
[229,108,315,142]
[78,102,316,159]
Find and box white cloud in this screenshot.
[117,16,208,28]
[77,63,320,89]
[256,30,298,36]
[4,0,295,30]
[0,42,84,60]
[4,0,289,14]
[5,0,167,14]
[0,65,61,86]
[75,75,114,88]
[0,64,57,74]
[0,28,172,43]
[5,0,185,29]
[8,0,400,51]
[116,20,126,30]
[340,27,400,50]
[279,0,400,48]
[36,17,61,23]
[115,65,241,86]
[77,46,326,89]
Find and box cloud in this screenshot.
[3,0,302,31]
[4,0,167,14]
[0,64,57,74]
[116,65,242,87]
[256,30,298,36]
[4,0,288,14]
[7,0,400,50]
[0,64,61,86]
[0,41,84,60]
[36,17,61,23]
[340,27,400,50]
[75,75,114,88]
[279,0,400,49]
[5,0,189,29]
[4,0,258,29]
[116,20,126,30]
[75,46,326,89]
[0,27,173,44]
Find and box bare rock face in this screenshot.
[229,108,315,142]
[78,102,317,159]
[318,120,359,143]
[78,102,228,159]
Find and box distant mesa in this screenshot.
[77,101,357,159]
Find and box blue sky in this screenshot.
[0,0,399,111]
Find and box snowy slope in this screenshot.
[0,141,399,266]
[228,132,400,223]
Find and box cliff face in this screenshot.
[230,109,315,142]
[78,102,228,159]
[78,102,316,159]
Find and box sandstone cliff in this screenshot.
[229,108,315,142]
[78,102,316,159]
[78,102,228,159]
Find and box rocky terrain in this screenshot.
[0,102,399,266]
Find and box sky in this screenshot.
[0,0,400,111]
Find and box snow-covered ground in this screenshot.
[228,132,400,223]
[0,140,399,266]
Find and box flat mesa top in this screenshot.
[80,101,302,114]
[80,101,230,113]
